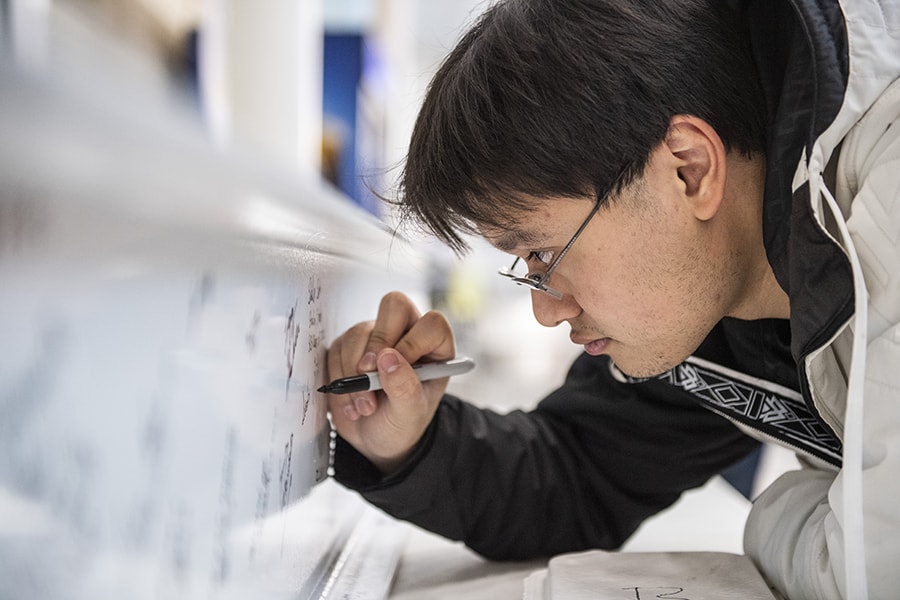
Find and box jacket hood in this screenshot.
[739,0,854,360]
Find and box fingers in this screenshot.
[393,310,456,364]
[329,292,456,384]
[375,349,420,407]
[323,291,457,473]
[359,291,422,371]
[374,348,449,421]
[326,320,376,422]
[326,348,443,474]
[368,348,444,473]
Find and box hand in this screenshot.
[325,291,456,474]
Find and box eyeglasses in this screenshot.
[497,195,603,299]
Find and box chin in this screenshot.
[611,355,681,379]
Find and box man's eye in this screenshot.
[526,251,554,265]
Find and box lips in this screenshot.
[572,336,611,356]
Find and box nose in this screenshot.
[531,289,581,327]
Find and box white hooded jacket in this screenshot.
[742,1,900,598]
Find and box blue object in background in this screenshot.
[323,33,365,208]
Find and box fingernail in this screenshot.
[359,352,377,372]
[343,404,359,421]
[379,351,400,374]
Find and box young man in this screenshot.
[324,0,900,597]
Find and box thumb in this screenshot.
[369,349,442,474]
[376,348,444,429]
[376,349,422,405]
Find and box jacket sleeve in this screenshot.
[333,353,759,560]
[744,328,900,600]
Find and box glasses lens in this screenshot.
[497,262,562,299]
[498,258,539,286]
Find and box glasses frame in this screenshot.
[497,194,603,299]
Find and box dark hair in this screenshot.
[395,0,767,253]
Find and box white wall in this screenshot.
[0,5,428,598]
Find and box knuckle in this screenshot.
[381,290,409,308]
[395,310,455,360]
[366,329,394,347]
[420,310,451,330]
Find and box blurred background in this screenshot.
[1,0,581,408]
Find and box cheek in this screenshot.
[572,263,662,329]
[569,220,709,329]
[590,254,702,335]
[600,252,671,313]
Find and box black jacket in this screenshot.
[334,320,805,559]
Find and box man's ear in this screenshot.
[663,115,727,221]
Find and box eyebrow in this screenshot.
[490,228,545,253]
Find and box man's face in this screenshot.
[484,172,738,378]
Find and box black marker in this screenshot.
[317,357,475,395]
